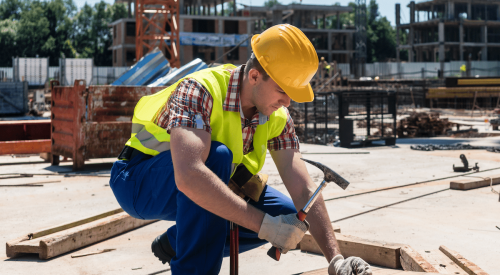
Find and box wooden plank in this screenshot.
[299,266,442,275]
[0,140,51,155]
[6,212,156,260]
[450,175,500,190]
[32,208,124,239]
[400,245,439,273]
[439,246,489,275]
[6,209,123,257]
[420,249,468,275]
[300,233,402,269]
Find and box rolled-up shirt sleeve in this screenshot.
[267,107,300,151]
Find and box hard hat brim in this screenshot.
[280,82,314,103]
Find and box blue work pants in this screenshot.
[109,142,296,274]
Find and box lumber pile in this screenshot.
[397,112,452,138]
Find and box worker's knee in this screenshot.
[205,141,233,183]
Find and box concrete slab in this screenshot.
[1,138,499,274]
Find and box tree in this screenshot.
[0,19,17,66]
[264,0,281,8]
[365,0,397,62]
[73,1,128,65]
[0,0,26,20]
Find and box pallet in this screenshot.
[6,208,156,259]
[450,175,500,190]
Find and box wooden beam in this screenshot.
[6,210,156,259]
[439,246,489,275]
[450,175,500,190]
[300,233,403,269]
[299,266,441,275]
[400,245,439,273]
[0,139,51,155]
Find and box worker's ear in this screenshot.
[247,68,260,85]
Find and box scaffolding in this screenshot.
[135,0,181,68]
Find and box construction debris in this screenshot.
[397,112,453,138]
[410,143,500,152]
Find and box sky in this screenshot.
[73,0,413,26]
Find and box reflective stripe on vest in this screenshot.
[125,64,288,175]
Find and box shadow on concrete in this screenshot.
[43,162,114,174]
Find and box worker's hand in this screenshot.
[258,213,309,254]
[328,255,372,275]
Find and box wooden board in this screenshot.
[6,210,156,259]
[0,139,51,155]
[419,249,468,275]
[300,233,403,269]
[299,265,443,275]
[450,175,500,190]
[400,245,439,273]
[439,246,489,275]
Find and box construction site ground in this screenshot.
[1,136,499,275]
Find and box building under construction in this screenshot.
[396,0,500,63]
[109,1,354,67]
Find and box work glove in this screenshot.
[328,255,372,275]
[258,213,310,254]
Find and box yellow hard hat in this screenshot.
[251,24,318,103]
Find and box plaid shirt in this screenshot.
[153,65,299,154]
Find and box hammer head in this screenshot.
[301,158,350,190]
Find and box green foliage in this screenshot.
[0,0,129,66]
[366,0,396,62]
[0,18,17,66]
[264,0,281,8]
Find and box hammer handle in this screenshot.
[267,210,307,261]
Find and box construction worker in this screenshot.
[320,56,331,77]
[109,24,372,275]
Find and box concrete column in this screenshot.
[439,22,445,76]
[217,19,224,61]
[323,14,326,29]
[247,19,253,59]
[467,2,471,19]
[272,10,282,26]
[459,20,464,61]
[497,5,500,21]
[409,2,415,62]
[336,12,340,29]
[328,31,332,62]
[179,19,184,65]
[431,4,435,19]
[482,25,488,60]
[179,0,184,14]
[396,4,401,62]
[448,0,454,20]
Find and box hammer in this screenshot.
[267,158,350,261]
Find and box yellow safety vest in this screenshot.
[125,64,288,175]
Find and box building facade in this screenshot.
[397,0,500,63]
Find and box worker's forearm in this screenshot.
[175,164,265,233]
[306,194,341,263]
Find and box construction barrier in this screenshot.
[50,80,166,170]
